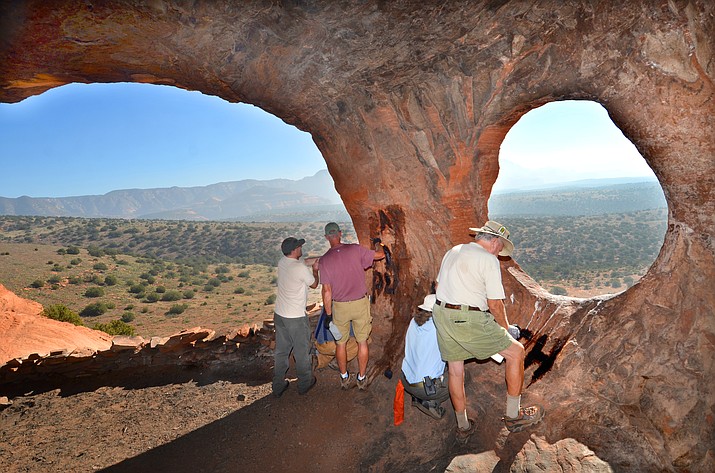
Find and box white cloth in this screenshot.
[435,242,505,309]
[401,317,445,384]
[275,256,315,318]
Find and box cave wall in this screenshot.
[1,1,713,471]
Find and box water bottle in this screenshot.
[328,321,342,341]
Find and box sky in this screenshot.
[0,82,656,198]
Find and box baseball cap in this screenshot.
[324,222,341,235]
[281,237,305,255]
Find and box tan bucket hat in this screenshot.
[469,220,514,257]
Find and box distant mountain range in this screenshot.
[0,170,345,221]
[489,179,666,216]
[0,173,665,221]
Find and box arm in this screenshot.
[322,282,333,316]
[309,258,319,289]
[487,298,509,330]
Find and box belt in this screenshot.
[436,299,485,312]
[408,376,444,389]
[334,294,368,303]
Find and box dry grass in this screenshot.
[0,242,322,338]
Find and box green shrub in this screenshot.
[68,276,82,285]
[84,286,104,298]
[161,290,182,302]
[145,292,161,303]
[66,246,80,255]
[47,275,62,284]
[69,258,82,265]
[80,302,109,317]
[155,285,166,293]
[238,271,250,278]
[550,286,568,296]
[93,319,135,336]
[93,262,108,271]
[264,294,276,305]
[208,278,221,287]
[182,290,195,299]
[42,304,83,326]
[234,287,245,294]
[167,303,188,315]
[121,312,136,323]
[30,279,44,288]
[56,248,66,255]
[129,284,144,294]
[87,246,104,257]
[104,275,118,286]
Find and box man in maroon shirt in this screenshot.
[319,222,385,390]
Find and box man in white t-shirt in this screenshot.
[433,221,544,443]
[273,237,320,397]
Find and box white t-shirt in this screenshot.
[435,242,505,310]
[275,256,315,318]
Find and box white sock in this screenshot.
[340,371,349,379]
[506,394,521,419]
[357,373,366,381]
[456,410,470,430]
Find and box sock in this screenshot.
[357,373,366,381]
[456,410,470,430]
[340,371,349,379]
[506,394,521,419]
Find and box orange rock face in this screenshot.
[0,2,713,471]
[0,284,112,364]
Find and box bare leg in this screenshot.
[447,360,466,412]
[500,340,525,396]
[357,340,369,377]
[336,342,348,374]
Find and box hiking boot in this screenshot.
[340,373,355,390]
[503,405,545,433]
[273,379,289,398]
[356,374,369,391]
[413,400,445,420]
[298,376,317,395]
[455,419,476,445]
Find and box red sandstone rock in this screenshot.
[0,284,112,364]
[0,2,712,472]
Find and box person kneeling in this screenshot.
[400,294,449,420]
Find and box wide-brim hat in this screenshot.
[469,220,514,257]
[417,294,437,312]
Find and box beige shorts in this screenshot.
[333,296,371,344]
[432,303,512,361]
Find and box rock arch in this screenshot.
[1,1,713,470]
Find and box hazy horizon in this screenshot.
[1,83,657,199]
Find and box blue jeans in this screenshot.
[273,314,313,392]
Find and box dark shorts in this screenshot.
[432,303,512,361]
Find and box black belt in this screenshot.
[436,299,485,312]
[408,376,444,389]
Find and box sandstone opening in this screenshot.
[489,100,667,298]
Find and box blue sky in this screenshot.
[0,82,655,198]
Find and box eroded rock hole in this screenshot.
[489,100,667,298]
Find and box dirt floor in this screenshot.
[0,339,544,473]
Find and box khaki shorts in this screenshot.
[333,296,371,344]
[432,303,512,361]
